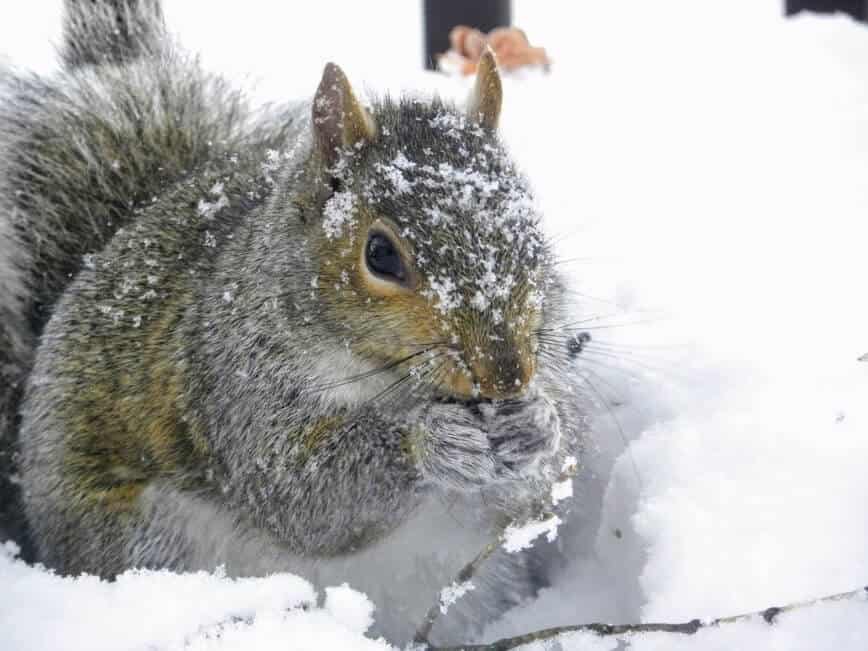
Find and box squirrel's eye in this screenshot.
[365,232,406,281]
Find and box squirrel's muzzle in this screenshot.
[462,330,536,400]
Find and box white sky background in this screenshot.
[3,1,868,649]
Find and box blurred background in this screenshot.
[2,1,866,79]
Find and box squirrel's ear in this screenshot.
[313,63,377,167]
[466,47,502,129]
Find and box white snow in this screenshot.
[0,541,392,651]
[423,276,462,314]
[550,478,573,505]
[322,584,379,636]
[502,515,563,553]
[3,0,868,649]
[439,581,477,614]
[322,190,358,239]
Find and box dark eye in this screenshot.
[365,232,406,281]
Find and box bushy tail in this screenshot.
[0,0,170,557]
[60,0,166,69]
[0,0,291,554]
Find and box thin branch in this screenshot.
[425,584,868,651]
[414,460,578,644]
[413,539,500,644]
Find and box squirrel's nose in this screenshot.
[467,343,535,400]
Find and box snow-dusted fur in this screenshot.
[3,1,581,643]
[0,0,292,559]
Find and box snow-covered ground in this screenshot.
[2,1,868,649]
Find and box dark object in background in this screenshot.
[785,0,867,21]
[441,26,550,75]
[424,0,512,70]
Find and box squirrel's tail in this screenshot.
[60,0,167,70]
[0,0,292,553]
[0,0,172,554]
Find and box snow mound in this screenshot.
[0,543,391,651]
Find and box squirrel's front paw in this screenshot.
[411,393,561,489]
[412,402,499,489]
[481,392,561,477]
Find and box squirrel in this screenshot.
[0,0,582,643]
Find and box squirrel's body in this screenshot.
[1,2,581,643]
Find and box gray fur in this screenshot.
[0,0,293,554]
[3,1,583,644]
[60,0,165,69]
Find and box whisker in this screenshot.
[332,356,447,439]
[580,346,677,376]
[584,339,688,353]
[551,256,607,266]
[371,355,445,402]
[536,305,667,334]
[424,360,453,397]
[580,343,690,373]
[576,366,628,406]
[367,355,448,411]
[545,224,592,246]
[561,351,654,385]
[307,346,440,392]
[557,288,620,305]
[537,310,633,333]
[574,370,644,491]
[541,318,663,333]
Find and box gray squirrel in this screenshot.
[0,1,582,643]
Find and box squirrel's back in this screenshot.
[0,0,294,551]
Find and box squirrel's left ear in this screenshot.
[467,48,502,129]
[313,63,377,168]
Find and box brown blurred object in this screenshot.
[441,25,550,75]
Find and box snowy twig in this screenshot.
[413,539,500,643]
[414,458,578,644]
[424,584,868,651]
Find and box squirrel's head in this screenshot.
[300,52,552,402]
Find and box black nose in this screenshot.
[566,331,591,358]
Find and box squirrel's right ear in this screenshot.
[313,63,377,168]
[466,48,502,129]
